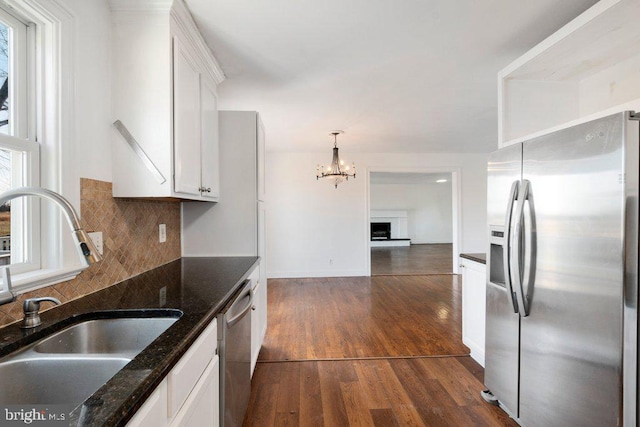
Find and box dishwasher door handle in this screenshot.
[226,284,254,328]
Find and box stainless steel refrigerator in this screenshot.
[484,112,638,426]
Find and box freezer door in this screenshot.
[484,144,521,417]
[519,113,626,427]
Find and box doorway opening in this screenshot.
[367,171,459,276]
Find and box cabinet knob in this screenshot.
[199,187,212,193]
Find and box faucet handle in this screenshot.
[23,297,61,314]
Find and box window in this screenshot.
[0,5,40,275]
[0,0,81,293]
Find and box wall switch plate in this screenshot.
[159,224,166,243]
[88,232,104,255]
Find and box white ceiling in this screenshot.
[185,0,599,153]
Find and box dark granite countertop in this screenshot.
[0,256,259,426]
[459,253,486,264]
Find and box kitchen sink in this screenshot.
[34,317,178,355]
[0,357,131,405]
[0,312,181,409]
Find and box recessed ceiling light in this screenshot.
[436,179,447,183]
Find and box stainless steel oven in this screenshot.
[217,280,253,427]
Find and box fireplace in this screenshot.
[371,222,391,240]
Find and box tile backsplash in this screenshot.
[0,178,181,327]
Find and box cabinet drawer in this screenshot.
[167,318,217,418]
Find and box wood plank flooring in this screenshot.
[244,275,517,427]
[371,244,453,276]
[246,358,515,427]
[260,275,467,360]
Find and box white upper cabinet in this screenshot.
[257,118,266,202]
[200,79,221,200]
[110,0,224,201]
[499,0,640,147]
[173,38,202,197]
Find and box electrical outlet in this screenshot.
[159,286,167,306]
[88,232,104,255]
[159,224,166,243]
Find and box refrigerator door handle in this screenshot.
[503,180,519,314]
[521,184,536,317]
[511,179,530,317]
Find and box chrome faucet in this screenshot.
[0,187,102,309]
[21,297,61,328]
[0,187,103,268]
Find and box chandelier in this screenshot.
[316,131,356,189]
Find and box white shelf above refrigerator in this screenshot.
[498,0,640,147]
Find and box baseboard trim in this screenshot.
[268,269,366,279]
[257,353,471,363]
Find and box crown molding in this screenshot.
[170,0,225,84]
[108,0,173,12]
[108,0,225,85]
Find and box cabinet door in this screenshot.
[170,356,220,427]
[126,380,168,427]
[173,37,202,197]
[461,260,486,366]
[256,116,266,201]
[200,79,220,200]
[167,318,217,418]
[257,201,266,285]
[251,275,267,375]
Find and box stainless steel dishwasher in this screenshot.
[217,280,253,427]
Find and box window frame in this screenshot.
[0,0,83,293]
[0,5,41,276]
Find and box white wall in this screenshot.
[370,181,452,244]
[266,152,488,278]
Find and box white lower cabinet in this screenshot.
[170,356,219,427]
[126,319,219,427]
[250,265,267,376]
[126,380,169,427]
[460,257,487,367]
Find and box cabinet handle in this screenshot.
[199,187,212,193]
[113,120,167,184]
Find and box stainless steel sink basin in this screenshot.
[0,313,181,409]
[0,357,130,405]
[34,317,178,355]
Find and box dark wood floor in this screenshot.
[259,275,467,360]
[246,358,515,427]
[371,244,453,276]
[244,275,517,427]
